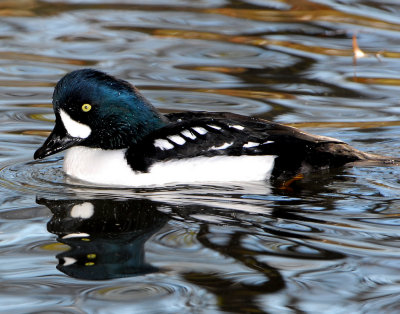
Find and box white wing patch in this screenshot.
[60,109,91,138]
[181,129,196,140]
[154,139,174,150]
[243,142,260,148]
[262,141,274,145]
[209,142,233,151]
[231,125,244,130]
[167,135,185,145]
[192,127,208,135]
[207,124,221,130]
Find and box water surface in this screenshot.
[1,0,400,313]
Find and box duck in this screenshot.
[34,69,396,187]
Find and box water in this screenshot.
[1,0,400,313]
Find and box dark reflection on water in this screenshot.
[42,198,168,280]
[3,167,400,312]
[39,191,354,312]
[1,0,400,313]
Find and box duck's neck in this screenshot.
[129,87,168,137]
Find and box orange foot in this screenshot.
[278,174,304,191]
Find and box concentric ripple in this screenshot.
[0,157,68,196]
[84,279,215,312]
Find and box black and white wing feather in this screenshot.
[126,112,378,181]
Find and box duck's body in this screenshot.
[63,146,276,186]
[34,69,395,187]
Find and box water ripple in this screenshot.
[84,279,214,312]
[0,158,68,196]
[1,0,400,313]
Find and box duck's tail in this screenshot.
[320,142,400,167]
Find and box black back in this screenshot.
[126,112,368,182]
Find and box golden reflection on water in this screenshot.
[0,52,94,66]
[20,130,51,136]
[188,66,247,74]
[154,28,388,59]
[0,80,53,87]
[40,242,70,252]
[208,0,400,32]
[197,88,293,100]
[350,77,400,86]
[27,104,52,108]
[29,113,53,122]
[0,0,36,17]
[287,120,400,129]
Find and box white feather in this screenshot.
[154,139,174,150]
[167,135,185,145]
[207,124,221,130]
[231,125,244,130]
[59,109,91,138]
[181,129,196,140]
[64,146,276,187]
[209,142,233,150]
[243,142,260,148]
[192,127,208,135]
[263,140,274,145]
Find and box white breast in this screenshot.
[63,146,276,187]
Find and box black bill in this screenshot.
[34,122,84,159]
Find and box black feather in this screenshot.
[125,111,384,182]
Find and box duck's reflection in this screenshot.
[38,198,168,280]
[36,178,356,312]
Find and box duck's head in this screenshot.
[34,69,167,160]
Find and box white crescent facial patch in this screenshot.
[59,109,91,138]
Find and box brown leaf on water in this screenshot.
[352,33,367,66]
[353,33,384,66]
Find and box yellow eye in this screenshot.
[82,103,92,112]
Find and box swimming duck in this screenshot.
[34,69,394,187]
